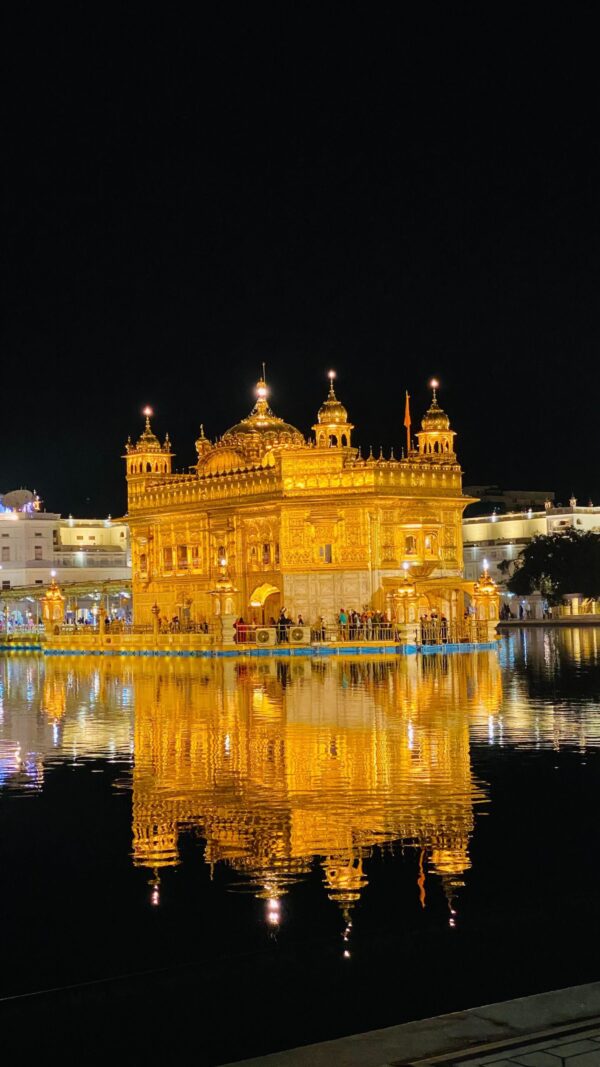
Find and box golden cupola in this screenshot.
[312,371,354,448]
[416,380,456,462]
[220,378,305,464]
[124,408,173,478]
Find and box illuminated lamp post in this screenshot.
[472,558,500,642]
[395,561,419,645]
[41,571,65,634]
[210,555,238,647]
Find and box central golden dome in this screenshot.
[222,379,305,456]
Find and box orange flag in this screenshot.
[403,391,411,428]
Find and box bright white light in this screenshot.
[430,378,439,389]
[50,569,57,578]
[328,369,336,380]
[343,949,351,959]
[483,558,488,572]
[143,406,153,417]
[266,898,280,925]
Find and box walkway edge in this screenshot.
[220,981,600,1067]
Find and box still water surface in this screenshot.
[1,629,600,1061]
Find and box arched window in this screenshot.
[341,434,348,446]
[405,535,417,554]
[328,434,337,447]
[139,553,148,574]
[146,462,152,472]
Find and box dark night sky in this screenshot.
[3,7,600,517]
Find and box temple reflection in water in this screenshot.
[130,654,502,919]
[0,651,507,920]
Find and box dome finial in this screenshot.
[134,406,162,452]
[429,378,439,403]
[328,369,336,398]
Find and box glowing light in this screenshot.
[266,897,280,925]
[50,569,57,578]
[343,949,351,959]
[256,383,268,398]
[143,406,153,417]
[430,378,439,389]
[328,369,336,380]
[402,561,410,572]
[483,558,488,572]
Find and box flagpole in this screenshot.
[404,391,411,455]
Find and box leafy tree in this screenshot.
[506,529,600,604]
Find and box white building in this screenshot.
[0,489,130,625]
[462,500,600,592]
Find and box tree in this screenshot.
[506,529,600,604]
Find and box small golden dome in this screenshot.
[421,398,450,431]
[136,410,162,453]
[420,381,451,431]
[317,373,349,425]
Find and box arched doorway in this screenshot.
[248,583,281,625]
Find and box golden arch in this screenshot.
[249,582,280,607]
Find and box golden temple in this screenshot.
[125,375,492,631]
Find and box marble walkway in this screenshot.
[223,983,600,1067]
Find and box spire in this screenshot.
[250,376,272,419]
[328,369,336,398]
[142,406,154,434]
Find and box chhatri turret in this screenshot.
[312,370,354,449]
[416,379,457,461]
[124,407,174,513]
[124,407,173,478]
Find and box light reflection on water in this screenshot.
[0,627,599,917]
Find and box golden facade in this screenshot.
[124,378,477,627]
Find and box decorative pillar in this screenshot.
[563,593,581,616]
[210,558,238,646]
[527,592,545,620]
[41,577,65,633]
[395,576,419,644]
[472,566,500,642]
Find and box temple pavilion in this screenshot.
[124,374,494,632]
